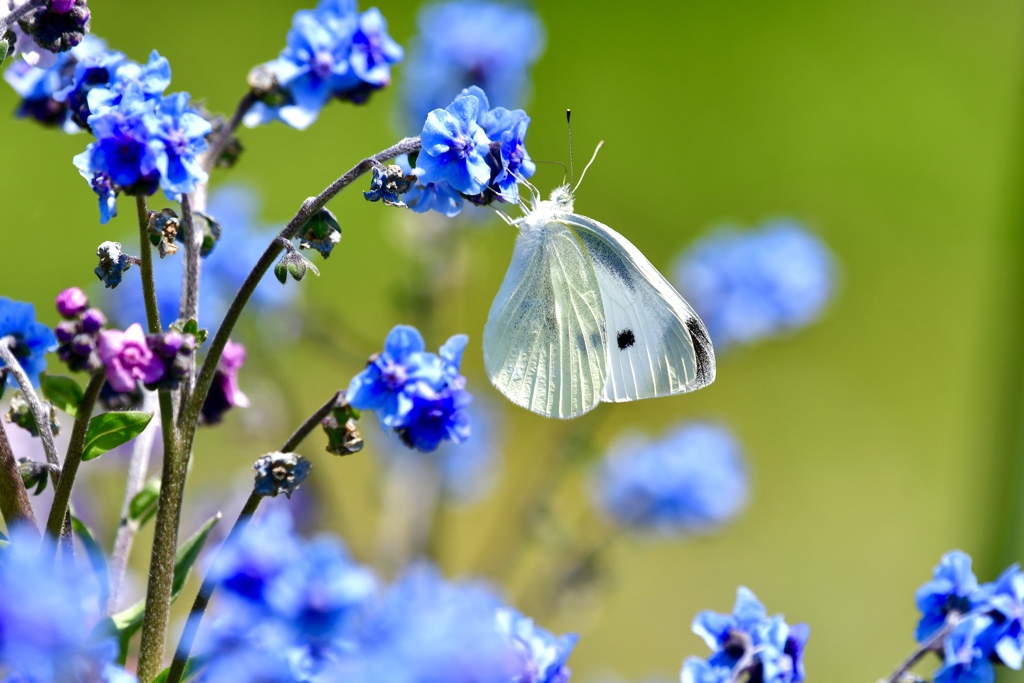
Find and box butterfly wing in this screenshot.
[483,220,607,419]
[558,212,716,402]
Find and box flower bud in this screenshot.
[55,287,88,319]
[5,393,60,438]
[95,241,132,289]
[18,458,49,495]
[253,452,312,498]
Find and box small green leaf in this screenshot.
[128,477,161,529]
[40,375,84,417]
[71,515,109,609]
[0,39,10,66]
[99,514,222,661]
[82,411,153,461]
[153,653,211,683]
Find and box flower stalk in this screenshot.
[0,420,38,536]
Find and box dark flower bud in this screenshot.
[70,333,93,357]
[298,208,342,259]
[5,393,60,437]
[142,331,196,391]
[54,321,77,345]
[55,287,88,319]
[198,106,244,170]
[99,380,143,411]
[274,250,319,284]
[95,241,132,289]
[18,458,50,495]
[175,211,222,258]
[80,308,106,333]
[149,208,180,258]
[253,452,312,498]
[363,164,416,207]
[322,397,363,456]
[18,0,90,53]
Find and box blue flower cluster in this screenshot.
[401,1,545,130]
[104,184,297,331]
[910,550,1024,683]
[395,86,535,217]
[347,325,471,453]
[592,423,749,535]
[673,220,836,350]
[682,587,809,683]
[0,297,57,389]
[244,0,402,131]
[0,528,136,683]
[201,511,577,683]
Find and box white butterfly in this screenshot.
[483,177,716,419]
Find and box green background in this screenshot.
[3,0,1024,681]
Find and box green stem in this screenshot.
[43,371,104,542]
[0,420,38,536]
[281,391,340,453]
[178,137,421,445]
[135,196,162,335]
[883,615,958,683]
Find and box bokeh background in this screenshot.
[3,0,1024,681]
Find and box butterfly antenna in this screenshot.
[573,140,605,193]
[566,109,575,186]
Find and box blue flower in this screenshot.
[79,49,170,121]
[400,0,545,130]
[243,1,402,130]
[688,588,808,683]
[935,615,997,683]
[396,377,472,452]
[417,93,493,195]
[673,220,836,349]
[681,657,732,683]
[145,91,211,197]
[496,608,578,683]
[395,153,464,217]
[593,423,748,534]
[0,528,136,682]
[0,298,57,389]
[916,550,983,642]
[347,325,429,425]
[986,565,1024,668]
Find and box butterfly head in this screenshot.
[548,184,575,212]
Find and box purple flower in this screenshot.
[416,93,492,195]
[0,298,57,389]
[201,340,250,425]
[55,287,89,319]
[96,323,165,392]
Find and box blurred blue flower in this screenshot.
[593,423,748,535]
[496,608,578,683]
[103,184,297,331]
[916,550,983,643]
[687,587,808,683]
[347,325,472,453]
[417,93,493,195]
[0,297,57,389]
[935,615,997,683]
[986,565,1024,668]
[243,0,402,130]
[0,528,136,682]
[400,0,545,131]
[673,220,836,349]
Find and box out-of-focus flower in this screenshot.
[593,423,748,535]
[0,297,57,389]
[13,0,90,56]
[496,608,578,683]
[986,565,1024,668]
[96,323,164,392]
[0,528,136,682]
[686,587,808,683]
[400,0,545,130]
[935,615,997,683]
[916,550,984,643]
[673,220,836,349]
[201,340,250,425]
[243,0,402,131]
[347,325,471,453]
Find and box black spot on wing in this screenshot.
[686,317,714,387]
[616,329,635,350]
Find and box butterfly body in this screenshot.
[483,185,716,419]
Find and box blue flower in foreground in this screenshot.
[401,0,545,129]
[593,423,748,534]
[673,220,836,349]
[244,0,402,130]
[0,528,136,682]
[417,93,493,194]
[935,615,997,683]
[78,49,170,123]
[496,608,578,683]
[687,588,808,683]
[916,550,983,642]
[0,298,57,389]
[347,325,472,453]
[145,91,211,196]
[395,153,464,216]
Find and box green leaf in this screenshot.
[82,411,153,461]
[153,653,211,683]
[99,513,221,661]
[40,374,84,417]
[128,477,161,528]
[71,515,109,609]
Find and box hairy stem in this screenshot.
[281,391,340,452]
[43,371,104,543]
[135,196,162,335]
[0,420,38,536]
[179,137,422,454]
[0,339,59,485]
[200,91,257,174]
[884,617,958,683]
[106,389,159,614]
[0,0,45,34]
[178,194,200,415]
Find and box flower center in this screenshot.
[312,52,334,79]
